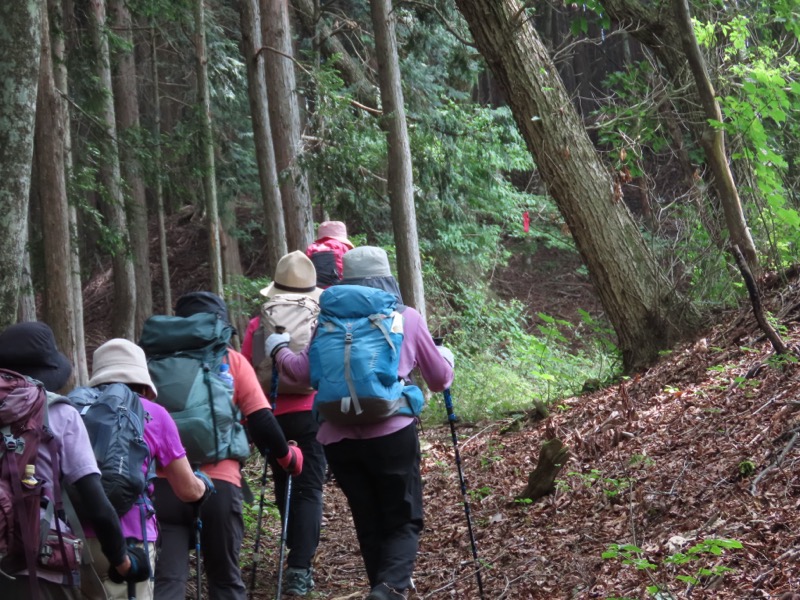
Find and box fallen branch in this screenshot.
[750,432,799,496]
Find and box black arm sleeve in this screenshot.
[72,473,127,567]
[246,408,289,458]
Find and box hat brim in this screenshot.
[326,236,354,249]
[24,351,72,393]
[259,282,323,302]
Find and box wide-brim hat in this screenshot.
[340,246,404,303]
[0,322,72,392]
[317,220,354,249]
[260,250,323,301]
[89,338,158,399]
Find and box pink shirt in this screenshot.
[241,315,315,416]
[274,306,454,444]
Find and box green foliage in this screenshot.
[602,538,743,598]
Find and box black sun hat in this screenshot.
[0,322,72,392]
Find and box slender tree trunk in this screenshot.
[110,0,153,333]
[195,0,224,297]
[0,0,41,329]
[36,2,77,390]
[672,0,758,274]
[240,0,287,273]
[56,0,88,383]
[293,0,378,108]
[150,24,172,315]
[454,0,699,371]
[370,0,426,319]
[261,0,313,252]
[17,250,37,322]
[87,0,136,339]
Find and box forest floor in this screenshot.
[84,214,800,599]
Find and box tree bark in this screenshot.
[370,0,426,319]
[261,0,313,252]
[36,1,77,390]
[240,0,287,274]
[56,0,88,383]
[671,0,758,274]
[195,0,224,297]
[110,0,153,334]
[150,24,172,315]
[88,0,137,340]
[454,0,699,371]
[0,0,41,330]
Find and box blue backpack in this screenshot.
[309,285,424,424]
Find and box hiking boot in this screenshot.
[283,567,314,596]
[365,583,407,600]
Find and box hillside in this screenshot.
[83,215,800,599]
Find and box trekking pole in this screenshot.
[195,510,203,600]
[128,581,136,600]
[275,473,292,600]
[443,387,485,598]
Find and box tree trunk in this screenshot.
[600,0,759,272]
[370,0,426,319]
[454,0,699,371]
[671,0,758,275]
[88,0,136,340]
[17,250,37,323]
[56,0,88,383]
[36,1,77,390]
[240,0,287,274]
[515,438,570,502]
[0,0,41,330]
[292,0,378,109]
[110,0,153,334]
[150,24,172,315]
[261,0,313,252]
[195,0,224,297]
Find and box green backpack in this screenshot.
[139,312,250,466]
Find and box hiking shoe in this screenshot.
[365,583,407,600]
[283,567,314,596]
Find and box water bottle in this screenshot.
[218,363,234,388]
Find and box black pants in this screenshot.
[324,423,423,591]
[152,478,245,600]
[267,411,326,570]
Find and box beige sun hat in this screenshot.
[89,338,158,399]
[259,250,323,301]
[316,220,354,249]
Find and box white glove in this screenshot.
[265,332,291,358]
[437,345,455,368]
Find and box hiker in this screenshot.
[268,247,455,600]
[146,292,303,600]
[77,338,213,600]
[241,251,326,596]
[0,322,150,600]
[305,220,355,288]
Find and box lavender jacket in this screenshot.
[273,305,454,444]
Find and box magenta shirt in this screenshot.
[275,305,454,444]
[84,397,186,542]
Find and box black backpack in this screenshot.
[66,383,152,515]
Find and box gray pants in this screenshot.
[153,479,245,600]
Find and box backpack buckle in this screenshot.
[344,332,353,344]
[3,434,19,452]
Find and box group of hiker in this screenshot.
[0,221,455,600]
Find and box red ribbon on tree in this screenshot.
[523,211,530,233]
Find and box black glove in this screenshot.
[193,470,215,507]
[108,545,151,584]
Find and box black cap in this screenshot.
[175,291,236,333]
